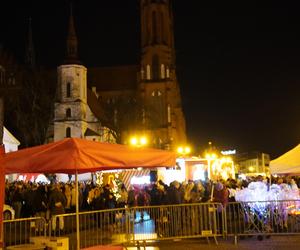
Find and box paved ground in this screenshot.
[126,235,300,250]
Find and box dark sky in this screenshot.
[1,0,300,159]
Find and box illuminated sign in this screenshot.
[221,150,236,155]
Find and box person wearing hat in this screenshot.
[213,181,229,234]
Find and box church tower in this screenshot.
[54,7,89,141]
[139,0,186,149]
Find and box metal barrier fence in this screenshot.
[3,217,47,247]
[225,200,300,241]
[49,203,223,249]
[5,200,300,249]
[49,208,132,250]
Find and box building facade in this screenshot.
[88,0,187,150]
[236,152,270,176]
[54,10,113,143]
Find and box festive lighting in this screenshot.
[177,145,191,156]
[129,135,148,147]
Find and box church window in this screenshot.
[66,127,71,138]
[166,67,170,78]
[146,65,151,80]
[161,64,165,79]
[152,54,159,80]
[150,90,165,126]
[66,108,71,118]
[152,11,157,44]
[67,82,71,97]
[167,104,171,123]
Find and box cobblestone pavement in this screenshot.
[126,235,300,250]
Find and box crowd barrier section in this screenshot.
[225,200,300,241]
[6,201,300,249]
[3,217,47,247]
[49,208,132,250]
[48,203,223,249]
[129,203,223,244]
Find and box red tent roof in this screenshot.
[0,138,176,174]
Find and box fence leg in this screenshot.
[234,235,238,245]
[214,236,218,245]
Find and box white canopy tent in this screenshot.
[270,144,300,174]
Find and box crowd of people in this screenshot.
[4,175,300,223]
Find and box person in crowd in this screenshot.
[117,184,128,208]
[149,184,163,206]
[167,181,182,205]
[135,188,150,221]
[190,181,205,203]
[32,185,48,233]
[48,183,67,234]
[213,181,229,233]
[64,183,72,213]
[11,183,23,219]
[127,186,136,208]
[91,188,104,210]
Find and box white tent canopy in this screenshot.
[270,144,300,174]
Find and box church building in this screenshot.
[86,0,187,150]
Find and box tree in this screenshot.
[4,67,56,147]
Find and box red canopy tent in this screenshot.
[0,138,176,249]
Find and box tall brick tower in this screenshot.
[139,0,186,150]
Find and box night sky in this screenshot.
[1,0,300,159]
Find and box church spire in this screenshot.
[64,4,80,64]
[25,17,36,69]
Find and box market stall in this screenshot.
[270,144,300,174]
[0,138,176,250]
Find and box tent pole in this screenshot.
[75,171,80,250]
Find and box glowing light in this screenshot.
[177,147,183,154]
[130,137,138,145]
[130,176,150,185]
[249,166,255,172]
[177,145,191,156]
[140,137,147,145]
[130,135,148,147]
[185,147,191,154]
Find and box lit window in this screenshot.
[161,64,165,79]
[146,65,151,80]
[166,67,170,78]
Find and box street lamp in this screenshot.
[129,135,148,147]
[177,146,191,156]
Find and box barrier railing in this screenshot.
[5,200,300,249]
[49,203,223,249]
[49,207,132,250]
[225,200,300,240]
[129,203,223,243]
[3,217,47,247]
